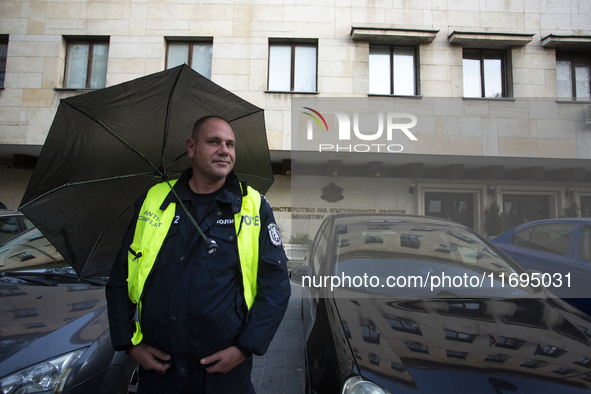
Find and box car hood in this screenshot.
[334,294,591,393]
[0,283,109,378]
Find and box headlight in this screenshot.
[342,376,392,394]
[0,348,87,394]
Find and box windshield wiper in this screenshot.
[43,273,108,286]
[0,272,107,286]
[1,272,57,286]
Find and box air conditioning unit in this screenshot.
[586,105,591,125]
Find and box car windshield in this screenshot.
[0,228,74,275]
[332,218,535,298]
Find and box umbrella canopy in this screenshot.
[19,65,274,278]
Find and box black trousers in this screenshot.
[137,357,255,394]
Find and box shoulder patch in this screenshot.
[268,223,282,247]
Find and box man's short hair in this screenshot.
[192,116,231,141]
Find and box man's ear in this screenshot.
[186,138,195,158]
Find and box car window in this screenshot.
[515,223,574,256]
[512,226,534,248]
[0,216,20,244]
[311,221,331,276]
[582,226,591,263]
[23,218,34,230]
[0,228,67,272]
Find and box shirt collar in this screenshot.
[159,168,243,211]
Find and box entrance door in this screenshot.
[581,196,591,217]
[424,193,474,229]
[502,194,550,229]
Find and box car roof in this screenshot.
[515,217,591,225]
[0,209,23,218]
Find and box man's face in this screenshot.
[186,118,236,182]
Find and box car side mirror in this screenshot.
[290,266,313,285]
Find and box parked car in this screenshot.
[292,214,591,394]
[0,210,34,245]
[490,218,591,309]
[0,227,138,394]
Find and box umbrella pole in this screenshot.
[162,179,219,255]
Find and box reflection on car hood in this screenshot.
[334,292,591,393]
[0,283,108,377]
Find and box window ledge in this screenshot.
[351,26,439,45]
[462,97,516,101]
[264,90,319,95]
[541,34,591,50]
[449,30,535,49]
[54,88,101,92]
[368,94,422,99]
[556,99,591,104]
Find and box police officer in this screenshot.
[106,116,291,393]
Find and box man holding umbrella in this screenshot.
[106,116,291,393]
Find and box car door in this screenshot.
[503,222,575,297]
[303,218,333,337]
[569,224,591,299]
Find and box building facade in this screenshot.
[0,0,590,238]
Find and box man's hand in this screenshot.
[129,343,171,373]
[200,346,245,374]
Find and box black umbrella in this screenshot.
[19,65,274,278]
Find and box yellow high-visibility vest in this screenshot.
[127,180,261,345]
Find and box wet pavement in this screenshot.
[252,282,304,394]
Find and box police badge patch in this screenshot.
[268,223,282,246]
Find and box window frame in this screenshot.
[267,40,318,93]
[556,51,591,99]
[368,44,419,96]
[0,35,8,89]
[462,48,509,98]
[63,37,110,90]
[165,38,213,79]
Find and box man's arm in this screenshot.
[234,195,291,356]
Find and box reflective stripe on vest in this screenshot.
[127,180,261,345]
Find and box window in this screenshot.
[512,223,574,256]
[0,36,7,88]
[536,345,566,358]
[463,49,506,98]
[576,357,591,368]
[70,300,99,312]
[368,353,380,366]
[557,52,591,98]
[404,342,429,354]
[369,45,416,95]
[485,355,508,363]
[521,361,546,369]
[360,323,380,344]
[445,330,476,343]
[495,336,526,350]
[268,42,317,92]
[11,308,38,318]
[446,350,468,360]
[386,317,422,335]
[64,39,109,89]
[166,40,212,79]
[0,287,26,297]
